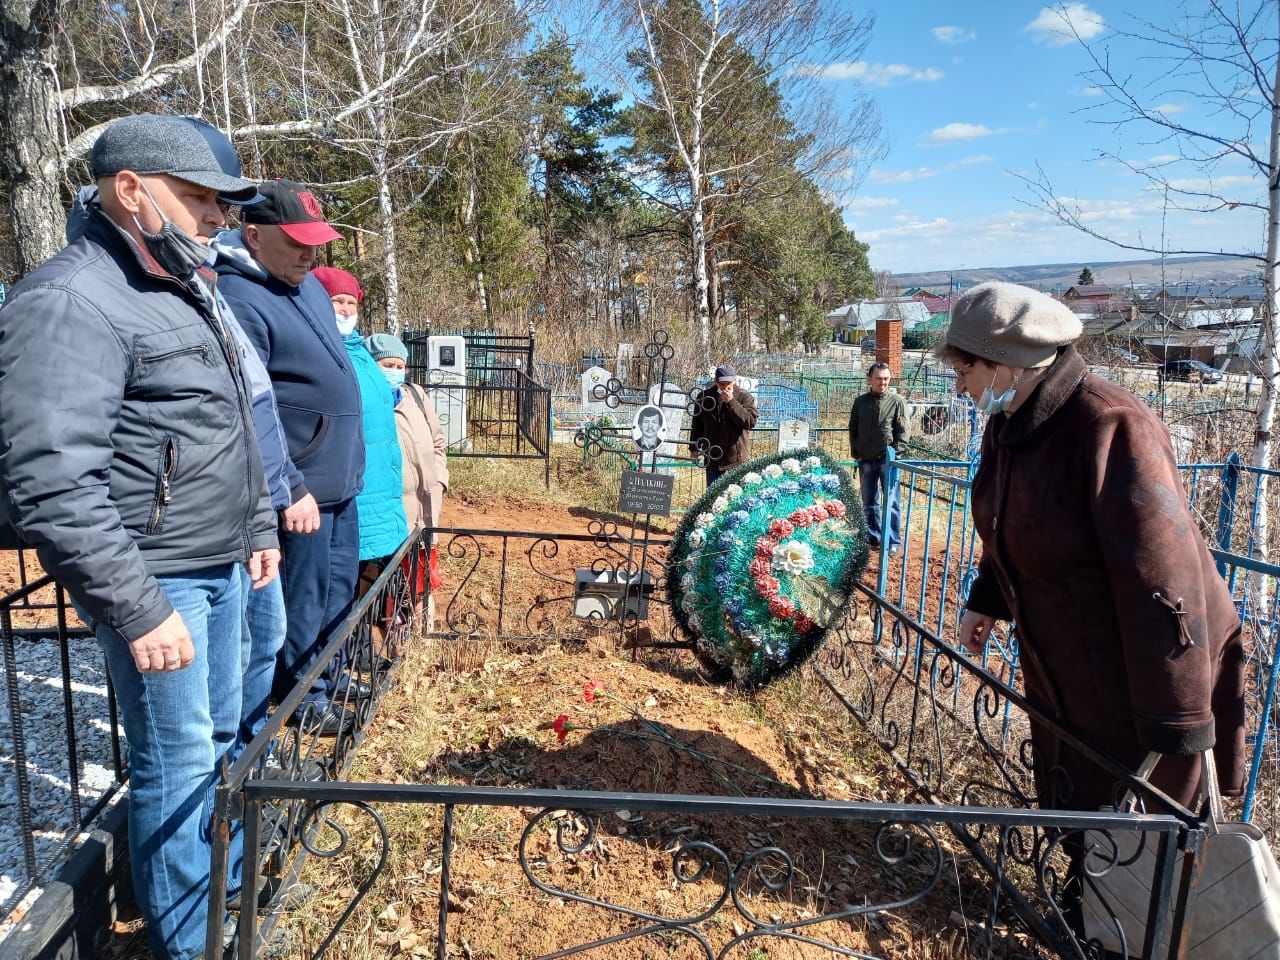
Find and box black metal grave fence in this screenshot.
[211,524,1210,960]
[0,569,128,921]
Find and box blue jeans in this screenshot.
[275,497,359,710]
[236,569,286,755]
[858,455,902,550]
[80,565,243,960]
[706,465,726,486]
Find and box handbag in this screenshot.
[1081,750,1280,958]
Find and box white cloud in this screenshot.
[924,122,1008,145]
[1161,174,1263,192]
[1147,154,1180,165]
[844,196,900,211]
[1026,4,1105,47]
[1153,103,1186,116]
[807,61,944,85]
[858,218,952,242]
[932,25,975,45]
[1078,85,1104,97]
[868,154,992,185]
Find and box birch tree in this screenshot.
[601,0,881,366]
[1018,0,1280,565]
[0,0,250,272]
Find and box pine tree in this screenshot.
[1078,266,1095,286]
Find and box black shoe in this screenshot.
[256,755,327,782]
[334,677,372,700]
[222,914,295,958]
[228,876,316,915]
[868,537,881,549]
[298,703,354,737]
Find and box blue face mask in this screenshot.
[976,367,1021,415]
[382,369,406,390]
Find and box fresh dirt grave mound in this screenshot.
[284,500,1027,959]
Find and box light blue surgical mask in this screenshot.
[382,369,406,390]
[334,309,358,337]
[977,367,1021,415]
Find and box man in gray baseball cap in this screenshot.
[0,113,278,960]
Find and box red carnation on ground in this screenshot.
[552,714,570,741]
[584,678,606,703]
[768,596,795,619]
[768,518,794,538]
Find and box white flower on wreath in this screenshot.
[742,471,763,486]
[695,511,715,529]
[725,483,744,500]
[680,573,696,591]
[712,496,730,514]
[763,463,784,479]
[689,529,706,549]
[681,593,696,613]
[781,458,801,474]
[772,539,814,575]
[688,611,703,631]
[804,456,821,469]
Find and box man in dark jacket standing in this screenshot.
[0,114,279,960]
[848,362,909,552]
[215,181,365,736]
[689,365,759,485]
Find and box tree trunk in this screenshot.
[375,155,401,335]
[1252,26,1280,584]
[0,0,66,273]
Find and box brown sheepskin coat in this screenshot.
[966,346,1246,811]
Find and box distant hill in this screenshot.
[894,255,1262,292]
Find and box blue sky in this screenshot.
[818,1,1269,273]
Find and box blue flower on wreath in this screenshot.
[778,480,800,496]
[715,573,733,595]
[714,553,730,575]
[728,510,750,528]
[723,594,745,615]
[820,474,841,492]
[759,487,779,502]
[742,496,762,511]
[798,474,818,491]
[718,531,736,549]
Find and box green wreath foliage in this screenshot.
[667,448,870,687]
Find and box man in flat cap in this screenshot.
[214,181,366,737]
[689,365,759,485]
[0,114,279,960]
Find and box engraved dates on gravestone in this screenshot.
[618,470,675,516]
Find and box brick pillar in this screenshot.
[876,317,903,376]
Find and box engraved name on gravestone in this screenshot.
[618,469,675,516]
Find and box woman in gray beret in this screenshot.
[937,281,1245,930]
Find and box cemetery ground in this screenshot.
[121,453,1024,959]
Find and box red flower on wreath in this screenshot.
[584,678,606,703]
[795,613,816,634]
[768,518,794,539]
[768,596,795,619]
[755,536,778,560]
[552,714,570,741]
[755,575,780,599]
[826,500,847,519]
[748,557,770,579]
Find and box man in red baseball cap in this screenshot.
[214,179,366,738]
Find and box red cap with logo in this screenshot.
[243,179,343,245]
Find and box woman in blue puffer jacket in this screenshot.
[311,267,408,562]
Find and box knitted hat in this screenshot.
[365,333,408,363]
[944,282,1082,368]
[311,266,363,302]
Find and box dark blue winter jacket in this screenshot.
[213,231,365,507]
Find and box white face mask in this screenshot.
[334,309,357,337]
[977,367,1021,415]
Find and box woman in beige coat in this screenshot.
[365,333,450,627]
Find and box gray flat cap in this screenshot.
[945,281,1082,368]
[90,114,258,202]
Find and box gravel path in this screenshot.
[1,632,123,931]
